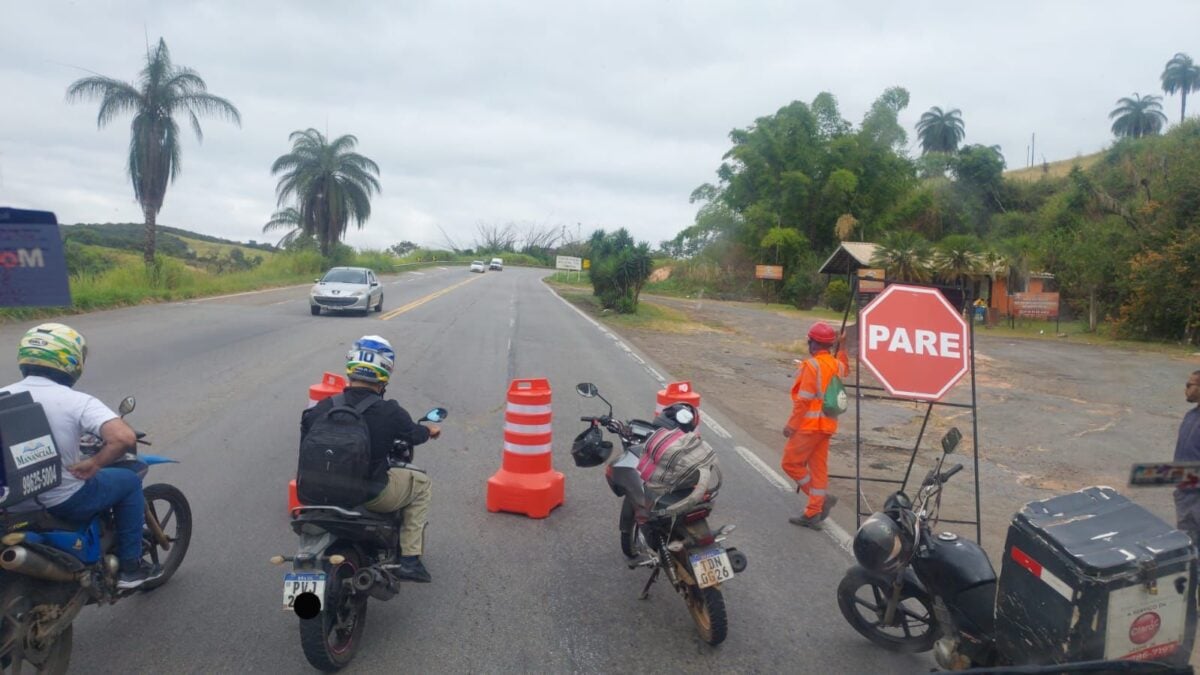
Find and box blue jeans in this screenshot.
[48,468,145,564]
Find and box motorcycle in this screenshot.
[0,395,191,674]
[274,406,446,672]
[837,427,1197,673]
[574,382,747,646]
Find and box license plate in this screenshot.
[283,572,325,611]
[689,547,734,589]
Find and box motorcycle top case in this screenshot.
[0,391,63,508]
[994,486,1196,665]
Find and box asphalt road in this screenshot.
[0,267,932,674]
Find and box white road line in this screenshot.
[410,271,425,276]
[185,283,311,303]
[271,299,295,306]
[703,415,731,439]
[734,446,792,491]
[436,267,448,270]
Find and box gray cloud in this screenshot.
[2,1,1197,250]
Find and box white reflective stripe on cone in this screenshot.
[504,442,553,455]
[504,423,552,435]
[507,403,552,415]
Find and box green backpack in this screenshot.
[810,358,848,418]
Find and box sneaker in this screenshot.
[117,561,162,590]
[393,556,432,584]
[788,515,824,530]
[819,494,839,522]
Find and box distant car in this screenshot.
[310,266,384,316]
[489,258,503,271]
[470,261,486,273]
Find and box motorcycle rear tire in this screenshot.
[683,583,727,646]
[299,548,368,672]
[836,566,938,653]
[0,577,73,675]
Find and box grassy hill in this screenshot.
[1004,151,1102,182]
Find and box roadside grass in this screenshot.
[978,318,1200,356]
[544,272,590,287]
[1004,152,1102,182]
[548,283,725,334]
[177,235,278,261]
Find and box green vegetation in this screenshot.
[66,38,241,264]
[586,229,653,313]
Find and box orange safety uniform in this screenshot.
[781,345,850,518]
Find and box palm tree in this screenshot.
[1161,52,1200,123]
[270,129,381,256]
[932,234,983,288]
[1109,94,1168,138]
[262,207,304,248]
[915,107,965,155]
[871,230,932,282]
[66,38,241,264]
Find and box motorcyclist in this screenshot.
[0,323,155,589]
[300,335,440,583]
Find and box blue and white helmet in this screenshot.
[345,335,396,384]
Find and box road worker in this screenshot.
[782,321,850,529]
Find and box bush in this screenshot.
[823,278,851,312]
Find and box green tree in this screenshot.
[588,228,654,313]
[932,234,983,288]
[859,86,911,150]
[66,38,241,264]
[872,230,931,282]
[262,207,303,247]
[271,129,381,256]
[916,107,965,155]
[1161,52,1200,123]
[389,241,418,257]
[1109,94,1168,139]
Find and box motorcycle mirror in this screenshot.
[118,396,136,416]
[423,408,448,423]
[941,427,962,454]
[575,383,598,398]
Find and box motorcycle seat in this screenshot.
[0,510,82,534]
[291,504,394,523]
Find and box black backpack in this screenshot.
[296,394,378,508]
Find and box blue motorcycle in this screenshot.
[0,396,191,674]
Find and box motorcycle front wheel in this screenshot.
[299,548,367,672]
[619,497,637,559]
[837,566,938,653]
[682,581,727,646]
[140,483,193,591]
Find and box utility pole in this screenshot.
[1031,133,1036,168]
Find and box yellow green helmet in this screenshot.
[18,323,88,384]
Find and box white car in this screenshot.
[310,266,384,316]
[489,258,503,271]
[470,261,486,273]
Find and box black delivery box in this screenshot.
[995,486,1196,665]
[0,391,63,508]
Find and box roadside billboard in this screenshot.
[1011,292,1060,319]
[0,208,71,308]
[755,265,783,280]
[555,255,582,271]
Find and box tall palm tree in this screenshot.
[262,207,304,248]
[66,38,241,264]
[1109,94,1168,138]
[271,129,381,256]
[871,230,932,282]
[1161,52,1200,123]
[915,107,965,155]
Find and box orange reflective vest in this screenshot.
[788,347,850,435]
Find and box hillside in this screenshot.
[61,222,279,276]
[1004,151,1102,182]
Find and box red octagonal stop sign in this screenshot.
[859,284,970,401]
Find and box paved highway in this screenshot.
[0,267,932,673]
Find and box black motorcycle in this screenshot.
[0,395,191,674]
[574,382,747,646]
[837,427,1197,673]
[273,407,446,672]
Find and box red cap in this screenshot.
[807,322,837,344]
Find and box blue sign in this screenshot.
[0,208,72,308]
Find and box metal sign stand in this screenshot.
[829,276,984,545]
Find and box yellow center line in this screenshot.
[378,275,481,321]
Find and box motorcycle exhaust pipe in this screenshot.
[352,568,398,601]
[0,546,77,583]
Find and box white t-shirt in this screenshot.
[0,376,118,510]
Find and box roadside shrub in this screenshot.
[823,278,851,312]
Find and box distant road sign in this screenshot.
[755,265,783,280]
[556,255,582,271]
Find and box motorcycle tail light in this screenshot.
[684,508,711,524]
[695,535,715,547]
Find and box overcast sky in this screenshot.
[2,1,1198,251]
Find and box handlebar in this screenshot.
[939,463,963,482]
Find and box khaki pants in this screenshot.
[362,468,431,556]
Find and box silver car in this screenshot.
[310,267,384,316]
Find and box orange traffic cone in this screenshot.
[486,378,564,518]
[655,381,701,426]
[290,372,348,515]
